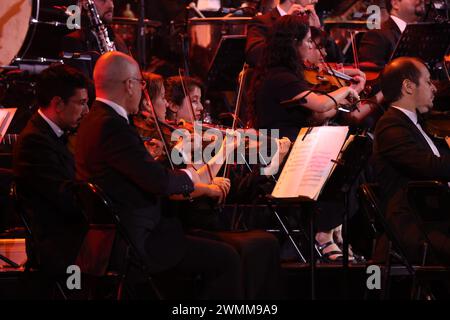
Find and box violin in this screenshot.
[303,63,357,89]
[422,110,450,142]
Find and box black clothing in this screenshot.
[75,101,243,298]
[245,8,280,68]
[13,112,86,275]
[254,66,310,142]
[245,8,343,67]
[61,26,129,79]
[358,17,402,67]
[373,107,450,264]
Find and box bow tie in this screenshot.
[416,113,426,127]
[59,132,70,145]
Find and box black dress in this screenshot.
[254,66,350,232]
[254,66,310,142]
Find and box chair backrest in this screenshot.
[407,181,450,265]
[72,182,117,277]
[407,181,450,224]
[358,183,383,236]
[9,181,41,269]
[359,183,414,270]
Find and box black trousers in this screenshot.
[189,229,282,299]
[172,234,244,299]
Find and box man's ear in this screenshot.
[391,0,400,12]
[402,79,415,95]
[51,96,64,113]
[124,79,133,96]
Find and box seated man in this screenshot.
[358,0,425,68]
[372,57,450,264]
[75,51,243,299]
[13,64,89,275]
[245,0,343,67]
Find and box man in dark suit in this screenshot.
[61,0,129,79]
[373,57,450,264]
[13,65,89,275]
[245,0,344,67]
[359,0,426,68]
[75,51,243,299]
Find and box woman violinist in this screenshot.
[249,15,365,263]
[132,72,170,160]
[161,75,285,299]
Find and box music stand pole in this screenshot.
[0,254,19,268]
[137,0,147,69]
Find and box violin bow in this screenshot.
[178,68,214,183]
[141,76,175,170]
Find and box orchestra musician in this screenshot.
[358,0,426,69]
[61,0,129,79]
[12,64,89,276]
[372,57,450,265]
[245,0,346,68]
[249,15,367,262]
[75,51,244,299]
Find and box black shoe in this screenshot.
[315,240,345,264]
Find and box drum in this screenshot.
[0,0,76,68]
[188,17,251,79]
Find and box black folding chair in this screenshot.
[359,182,450,300]
[73,182,163,300]
[9,182,68,299]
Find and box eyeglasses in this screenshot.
[124,77,147,90]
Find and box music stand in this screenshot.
[207,35,247,91]
[390,22,450,71]
[0,253,20,268]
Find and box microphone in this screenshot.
[188,2,206,18]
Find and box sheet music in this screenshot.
[272,126,349,200]
[197,0,221,11]
[0,108,17,143]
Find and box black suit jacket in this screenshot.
[358,17,402,67]
[245,8,280,67]
[75,101,194,273]
[373,107,450,206]
[245,8,343,67]
[12,112,86,274]
[372,107,450,263]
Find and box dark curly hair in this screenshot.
[247,15,310,127]
[165,76,203,107]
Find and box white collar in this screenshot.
[96,98,129,123]
[390,15,407,33]
[38,109,64,138]
[391,105,418,124]
[277,5,287,16]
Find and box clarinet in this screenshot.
[85,0,116,54]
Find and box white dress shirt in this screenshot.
[277,5,287,16]
[390,15,407,33]
[96,98,129,123]
[391,106,441,157]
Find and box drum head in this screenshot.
[0,0,32,67]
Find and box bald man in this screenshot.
[75,52,243,299]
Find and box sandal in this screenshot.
[336,242,366,263]
[315,240,344,263]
